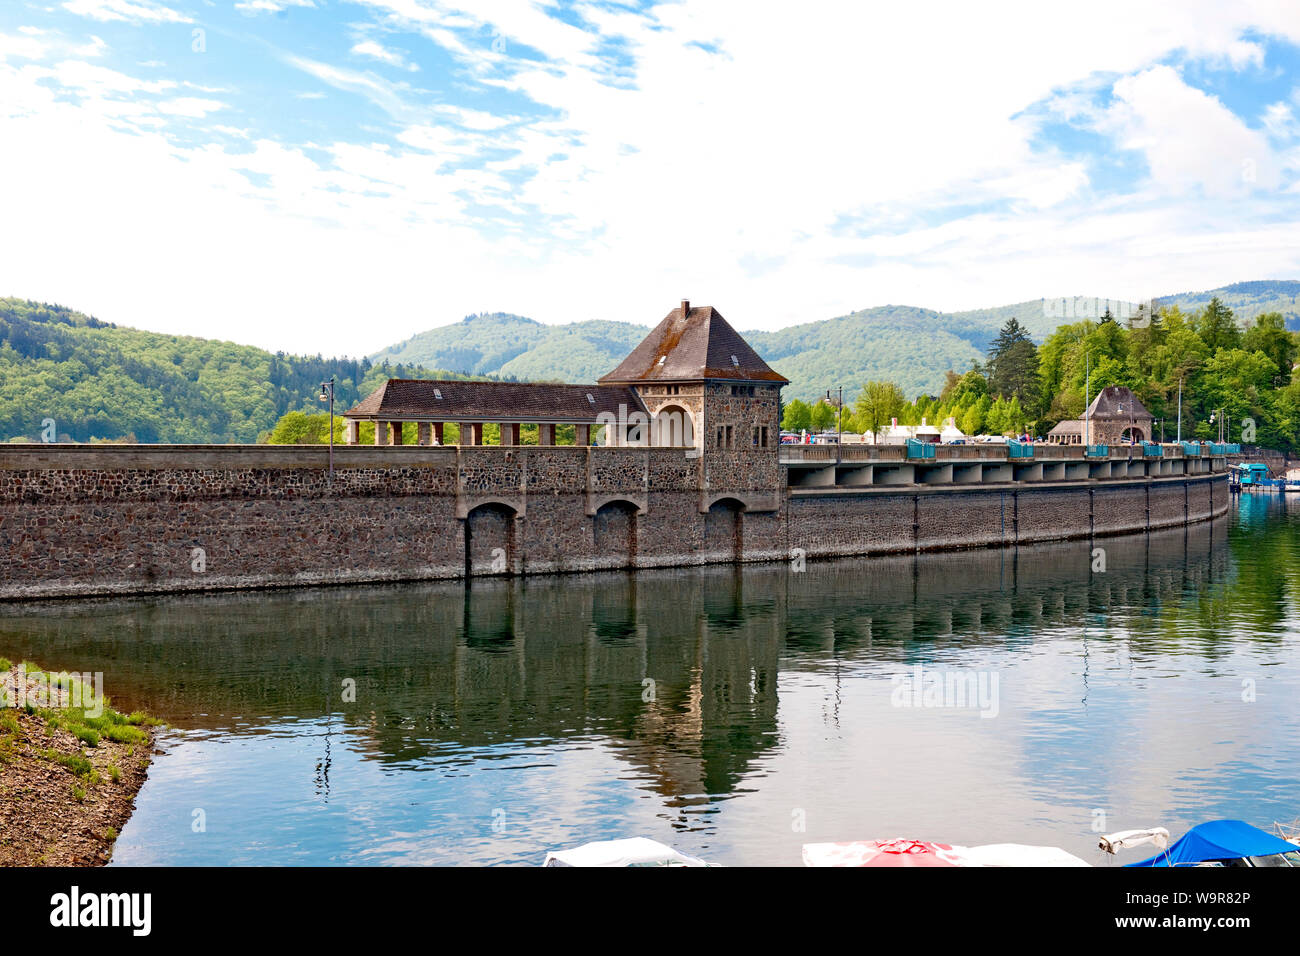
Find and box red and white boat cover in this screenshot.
[803,838,1090,867]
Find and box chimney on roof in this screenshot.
[680,298,690,316]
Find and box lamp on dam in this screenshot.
[318,377,335,478]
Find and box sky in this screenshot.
[1,0,1299,357]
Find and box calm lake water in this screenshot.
[2,493,1298,866]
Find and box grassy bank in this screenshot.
[0,657,161,866]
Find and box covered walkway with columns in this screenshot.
[342,379,656,447]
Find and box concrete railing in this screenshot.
[781,442,1215,466]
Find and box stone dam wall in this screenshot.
[0,444,1230,600]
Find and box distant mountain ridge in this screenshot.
[372,281,1300,402]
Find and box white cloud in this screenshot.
[0,32,47,61]
[284,55,419,120]
[1263,101,1299,139]
[74,35,108,58]
[62,0,190,25]
[156,96,228,117]
[350,39,419,72]
[1104,65,1280,196]
[235,0,316,14]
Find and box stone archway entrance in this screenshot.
[703,497,745,563]
[594,500,638,569]
[465,502,517,576]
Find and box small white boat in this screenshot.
[1097,827,1170,854]
[542,837,712,867]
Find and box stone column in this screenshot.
[345,420,359,445]
[502,423,520,446]
[374,421,389,446]
[465,423,483,445]
[417,422,431,446]
[575,424,590,446]
[538,423,555,446]
[390,422,404,446]
[433,423,445,446]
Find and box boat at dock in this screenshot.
[1229,462,1294,492]
[1106,820,1300,867]
[542,838,713,867]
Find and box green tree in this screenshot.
[1242,311,1296,386]
[266,410,332,444]
[987,329,1040,411]
[1196,296,1241,353]
[810,400,837,432]
[853,381,906,437]
[781,398,812,432]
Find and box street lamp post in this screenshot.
[1176,377,1182,443]
[1084,353,1091,449]
[826,386,843,463]
[319,377,335,478]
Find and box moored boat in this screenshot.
[1105,820,1300,867]
[542,837,712,867]
[802,837,1090,867]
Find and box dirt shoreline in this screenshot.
[0,662,158,867]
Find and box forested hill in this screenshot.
[373,312,649,384]
[373,282,1300,403]
[4,280,1297,443]
[0,298,461,443]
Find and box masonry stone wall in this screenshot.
[0,444,1228,600]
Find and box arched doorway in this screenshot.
[593,500,638,569]
[1119,426,1145,444]
[465,502,517,577]
[704,497,744,563]
[653,404,695,447]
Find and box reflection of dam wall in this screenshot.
[0,569,787,801]
[0,518,1235,797]
[0,443,1227,599]
[774,518,1234,664]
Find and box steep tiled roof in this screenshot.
[344,380,646,422]
[1081,386,1152,421]
[599,301,788,384]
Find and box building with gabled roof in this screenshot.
[1047,386,1154,445]
[343,300,786,463]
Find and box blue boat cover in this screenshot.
[1127,820,1299,867]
